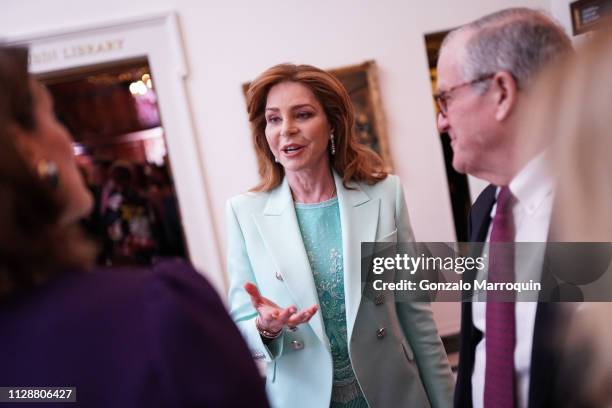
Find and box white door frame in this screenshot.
[6,12,226,293]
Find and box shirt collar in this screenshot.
[506,151,554,215]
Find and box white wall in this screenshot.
[2,0,550,335]
[549,0,601,46]
[549,0,574,36]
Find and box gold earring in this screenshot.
[37,159,59,188]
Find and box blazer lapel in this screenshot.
[469,184,497,242]
[252,178,327,347]
[334,172,380,342]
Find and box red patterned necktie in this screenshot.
[484,186,516,408]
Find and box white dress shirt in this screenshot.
[472,153,554,408]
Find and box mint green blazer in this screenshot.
[226,172,453,408]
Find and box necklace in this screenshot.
[326,184,337,201]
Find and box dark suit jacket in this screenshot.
[0,259,269,408]
[454,184,563,408]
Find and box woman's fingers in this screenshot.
[277,305,297,323]
[299,304,318,319]
[259,305,296,332]
[287,304,319,327]
[244,282,262,308]
[244,282,282,310]
[245,283,318,330]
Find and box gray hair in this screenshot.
[443,8,572,91]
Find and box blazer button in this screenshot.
[291,340,304,350]
[275,271,284,281]
[374,293,385,305]
[252,351,266,360]
[377,327,386,339]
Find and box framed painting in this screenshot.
[329,60,392,171]
[570,0,611,35]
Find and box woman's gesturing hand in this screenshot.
[244,282,318,334]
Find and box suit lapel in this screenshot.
[334,172,380,342]
[456,185,496,407]
[469,184,497,242]
[528,303,562,408]
[529,200,564,407]
[252,178,327,346]
[463,185,497,297]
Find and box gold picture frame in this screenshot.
[242,60,392,172]
[570,0,610,35]
[329,60,392,172]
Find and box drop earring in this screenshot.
[330,133,336,155]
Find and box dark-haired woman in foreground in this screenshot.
[0,46,269,408]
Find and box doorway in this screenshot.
[39,58,187,266]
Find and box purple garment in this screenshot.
[0,259,269,408]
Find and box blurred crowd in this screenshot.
[78,158,186,265]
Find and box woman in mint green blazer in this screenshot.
[227,63,453,408]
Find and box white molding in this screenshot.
[5,12,226,293]
[6,11,175,44]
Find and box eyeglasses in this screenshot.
[434,74,495,117]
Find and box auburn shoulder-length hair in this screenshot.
[246,63,387,191]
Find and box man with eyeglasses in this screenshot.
[434,8,572,408]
